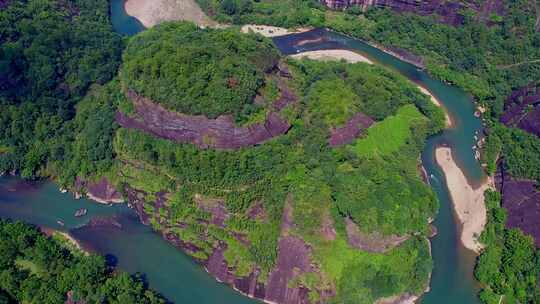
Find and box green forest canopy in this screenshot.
[0,220,164,303]
[121,22,280,122]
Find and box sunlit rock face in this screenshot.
[320,0,506,26]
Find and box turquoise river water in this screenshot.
[0,3,486,304]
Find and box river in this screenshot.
[0,3,484,304]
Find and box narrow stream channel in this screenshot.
[0,4,486,304]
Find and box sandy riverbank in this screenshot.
[435,147,492,253]
[125,0,218,28]
[241,24,311,37]
[417,85,453,127]
[55,231,89,255]
[41,227,89,255]
[290,49,373,64]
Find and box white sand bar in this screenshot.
[125,0,218,28]
[436,147,492,253]
[241,24,311,37]
[290,49,373,64]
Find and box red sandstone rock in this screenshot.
[320,0,505,26]
[265,198,320,304]
[86,177,123,204]
[500,83,540,138]
[117,89,293,150]
[497,163,540,246]
[329,112,375,146]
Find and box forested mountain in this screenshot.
[0,0,123,178]
[2,0,540,303]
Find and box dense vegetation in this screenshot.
[0,220,164,303]
[110,26,444,299]
[475,191,540,304]
[196,0,540,182]
[197,0,540,114]
[121,22,280,122]
[0,0,123,179]
[483,124,540,179]
[2,0,503,301]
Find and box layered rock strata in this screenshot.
[117,79,296,150]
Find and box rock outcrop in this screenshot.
[320,0,505,26]
[500,83,540,138]
[86,177,124,204]
[117,80,296,150]
[496,162,540,246]
[329,112,375,146]
[74,177,123,204]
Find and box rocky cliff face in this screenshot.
[320,0,505,26]
[500,83,540,138]
[496,162,540,246]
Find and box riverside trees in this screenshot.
[0,220,164,303]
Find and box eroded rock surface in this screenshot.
[320,0,505,26]
[194,194,230,227]
[86,177,124,204]
[0,0,11,8]
[329,112,375,146]
[497,163,540,246]
[117,88,293,150]
[265,200,314,304]
[500,83,540,137]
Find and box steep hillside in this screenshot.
[66,22,444,304]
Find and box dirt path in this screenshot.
[497,59,540,69]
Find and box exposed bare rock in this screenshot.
[477,0,505,25]
[206,244,232,283]
[345,218,409,252]
[274,78,298,111]
[0,0,11,8]
[375,292,418,304]
[194,194,230,227]
[163,231,203,258]
[247,201,267,220]
[264,197,323,304]
[500,83,540,137]
[124,185,151,225]
[329,112,375,146]
[116,89,293,150]
[205,243,266,299]
[320,0,506,26]
[86,177,124,204]
[497,162,540,246]
[383,46,425,68]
